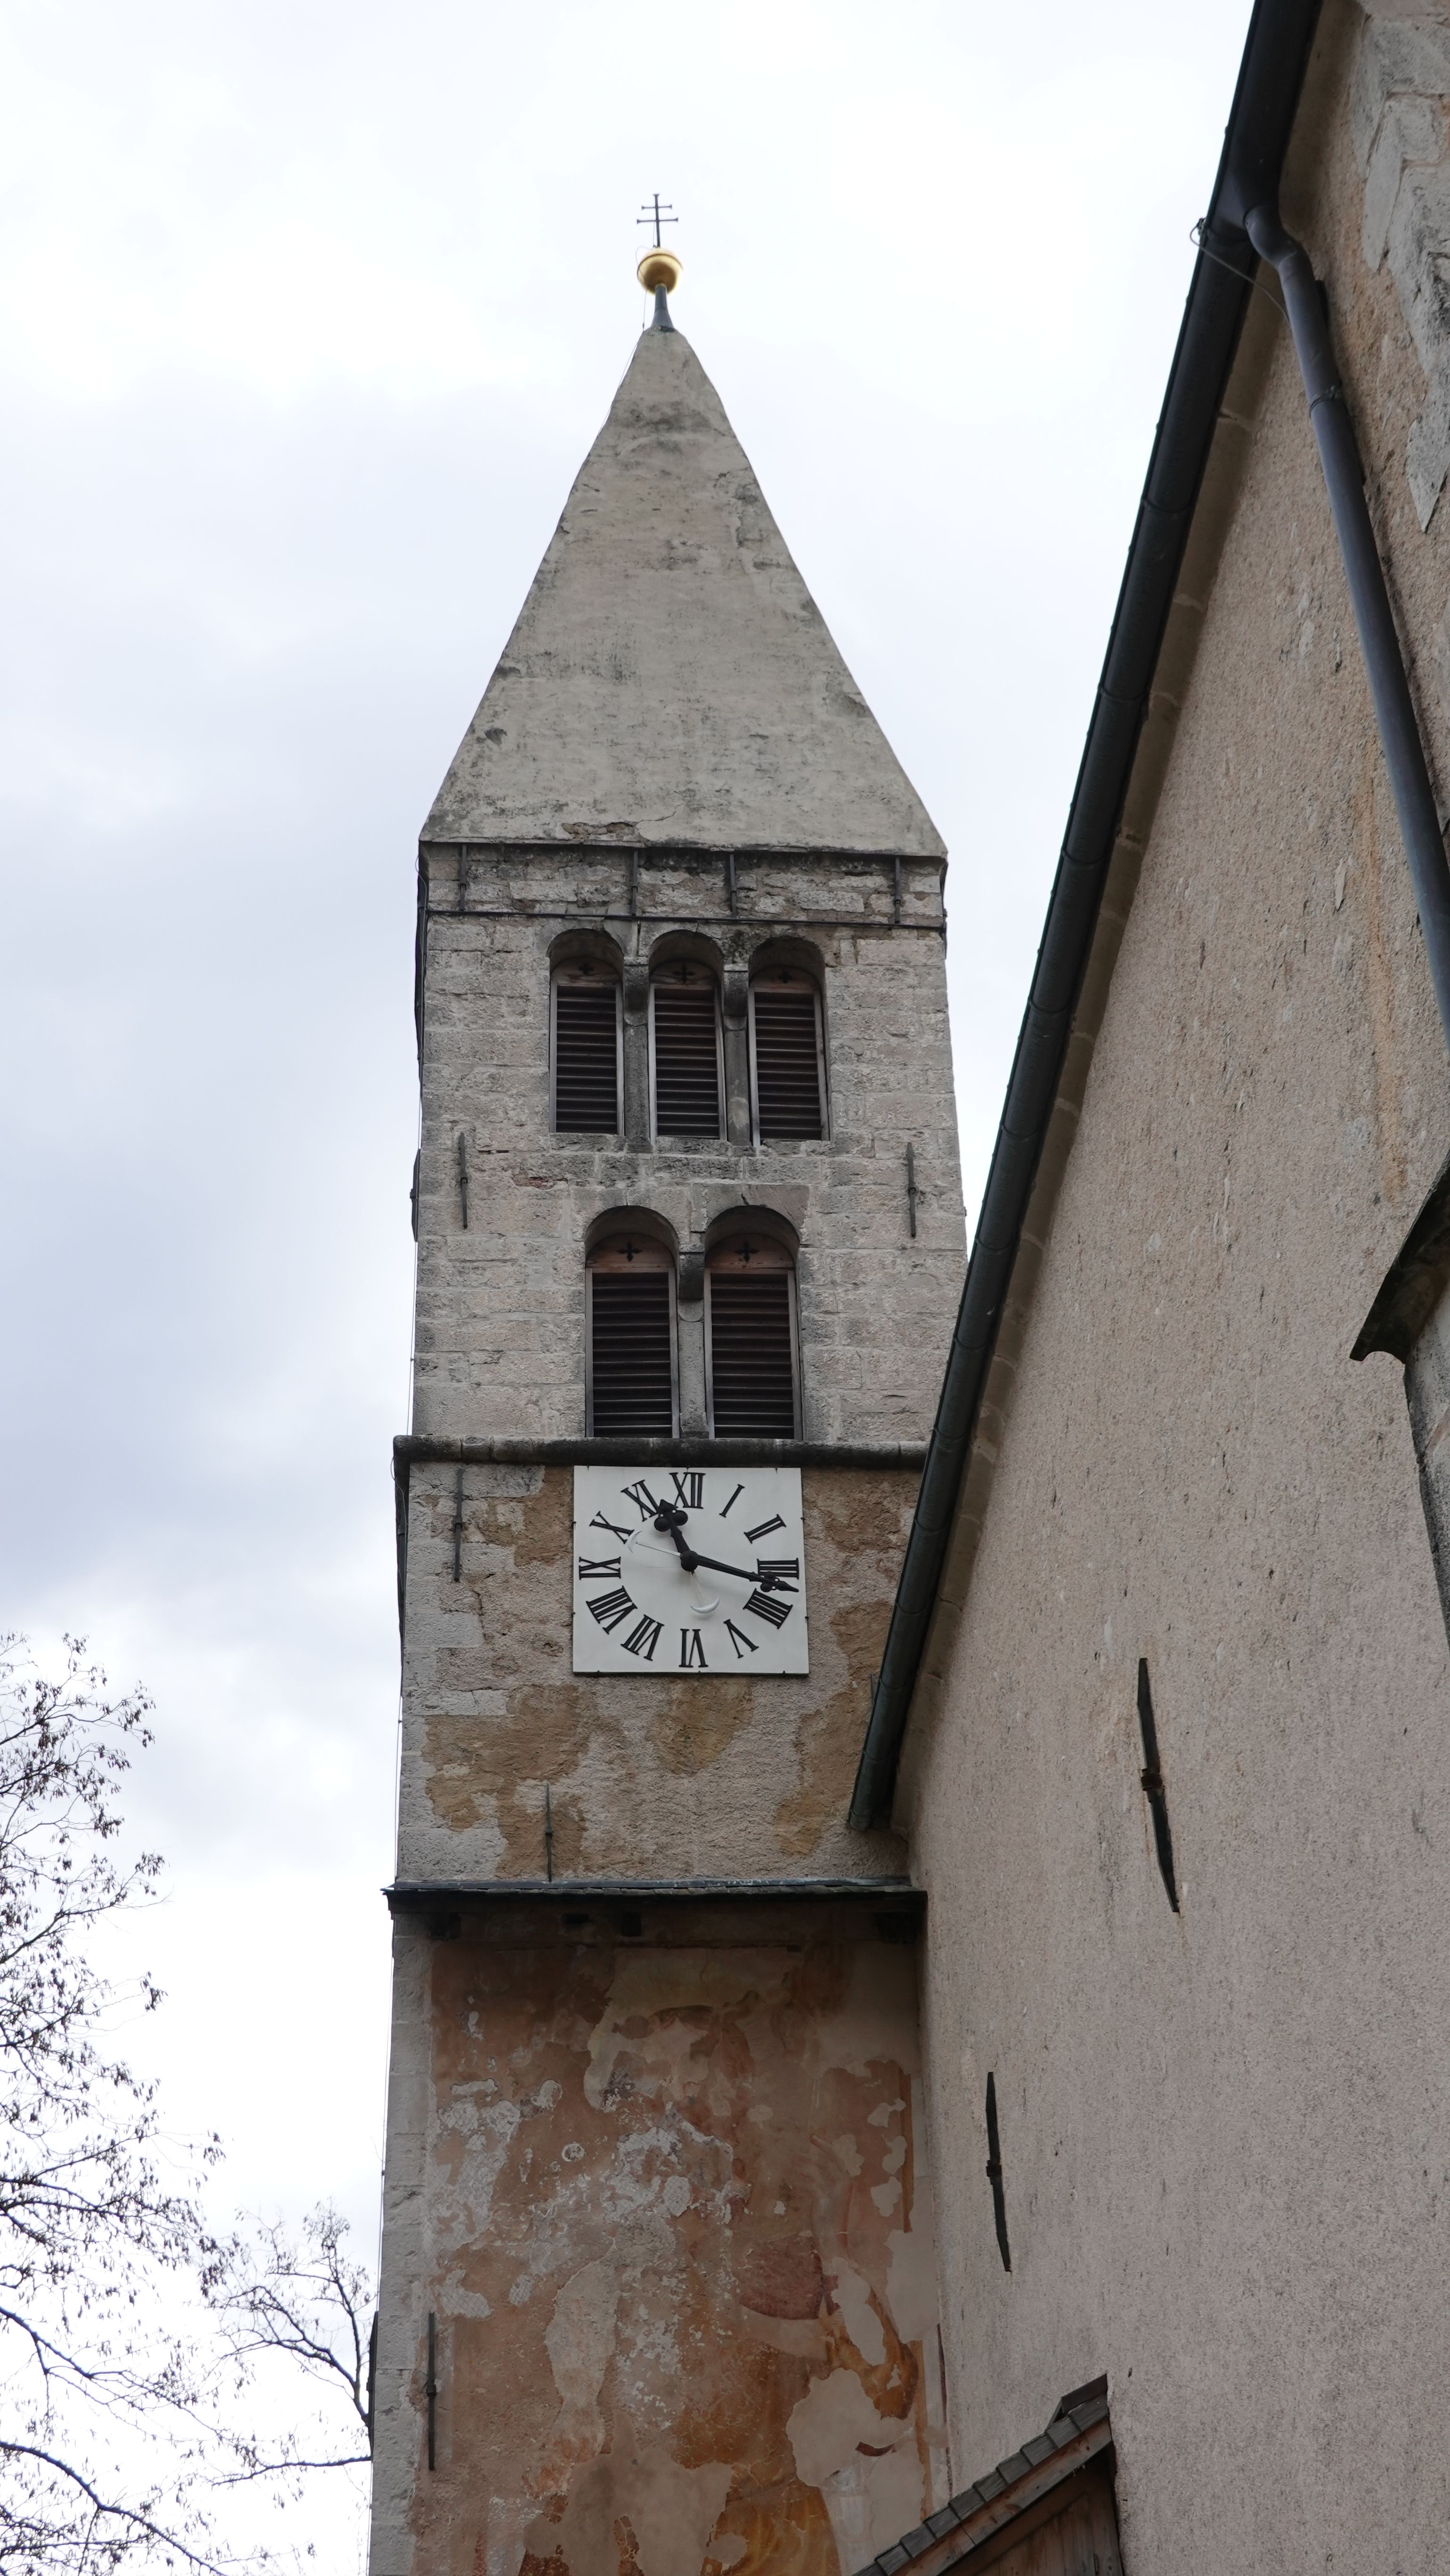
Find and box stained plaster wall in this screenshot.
[399,1464,916,1886]
[369,1906,947,2576]
[411,845,963,1449]
[386,635,963,2575]
[902,6,1450,2566]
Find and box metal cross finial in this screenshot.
[637,193,677,249]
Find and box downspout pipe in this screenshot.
[1245,201,1450,1046]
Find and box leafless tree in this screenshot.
[205,2206,374,2490]
[0,1638,379,2574]
[0,1635,225,2573]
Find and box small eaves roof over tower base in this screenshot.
[424,324,946,857]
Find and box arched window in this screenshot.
[749,966,826,1142]
[705,1235,800,1438]
[651,960,723,1139]
[587,1234,677,1436]
[552,959,621,1134]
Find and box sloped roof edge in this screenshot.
[849,2385,1113,2576]
[423,324,945,860]
[849,0,1325,1830]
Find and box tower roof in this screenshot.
[423,323,945,858]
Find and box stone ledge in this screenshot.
[394,1433,928,1473]
[384,1878,927,1948]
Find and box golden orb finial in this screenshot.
[636,246,682,296]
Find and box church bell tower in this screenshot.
[371,242,966,2576]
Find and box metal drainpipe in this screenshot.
[1245,201,1450,1050]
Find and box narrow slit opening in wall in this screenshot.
[985,2072,1011,2273]
[1136,1657,1180,1912]
[425,2311,437,2471]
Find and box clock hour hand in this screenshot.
[653,1506,697,1571]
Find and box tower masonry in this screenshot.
[373,269,966,2576]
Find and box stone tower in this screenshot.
[371,266,966,2576]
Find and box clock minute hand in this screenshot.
[652,1506,786,1590]
[687,1550,783,1587]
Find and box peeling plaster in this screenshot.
[405,1926,942,2576]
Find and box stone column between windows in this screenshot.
[622,959,651,1148]
[723,965,751,1150]
[677,1251,706,1436]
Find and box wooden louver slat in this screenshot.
[652,978,721,1135]
[709,1273,797,1437]
[752,983,824,1140]
[554,982,619,1131]
[590,1274,675,1435]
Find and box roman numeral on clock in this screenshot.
[744,1586,791,1629]
[621,1616,662,1661]
[587,1587,635,1632]
[572,1467,806,1675]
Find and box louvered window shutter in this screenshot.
[652,970,722,1136]
[750,974,825,1141]
[588,1240,677,1436]
[553,974,620,1132]
[706,1242,799,1438]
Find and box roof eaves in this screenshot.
[848,2389,1114,2576]
[848,0,1324,1832]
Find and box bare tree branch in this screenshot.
[0,1639,227,2572]
[0,1639,376,2572]
[204,2203,376,2484]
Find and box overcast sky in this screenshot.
[0,0,1257,2557]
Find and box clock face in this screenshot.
[572,1466,808,1674]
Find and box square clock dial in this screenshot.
[572,1465,808,1675]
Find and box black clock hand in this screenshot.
[654,1510,698,1571]
[687,1550,785,1586]
[652,1507,786,1589]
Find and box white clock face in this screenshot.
[572,1466,808,1674]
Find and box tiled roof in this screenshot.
[850,2383,1112,2576]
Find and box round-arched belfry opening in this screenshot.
[703,1215,800,1438]
[583,1210,678,1438]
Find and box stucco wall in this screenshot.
[369,1903,946,2576]
[398,1462,915,1885]
[903,3,1450,2564]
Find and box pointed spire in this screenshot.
[423,320,944,858]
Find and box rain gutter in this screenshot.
[850,0,1325,1829]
